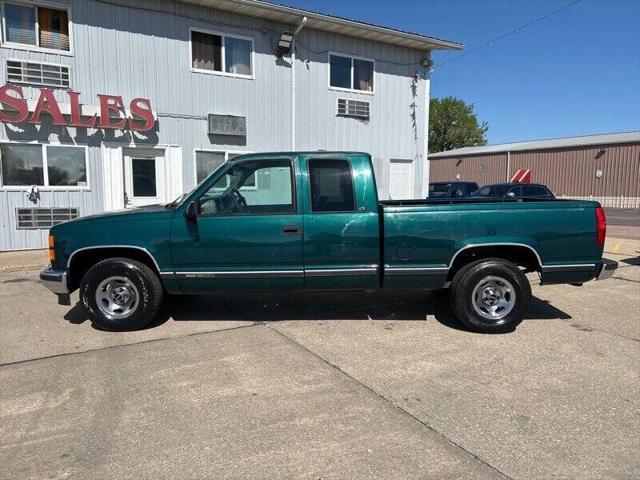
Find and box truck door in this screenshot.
[170,158,304,292]
[301,155,380,290]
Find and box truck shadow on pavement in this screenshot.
[620,256,640,266]
[64,290,571,333]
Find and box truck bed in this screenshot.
[380,198,602,288]
[380,197,565,206]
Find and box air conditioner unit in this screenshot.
[337,98,370,119]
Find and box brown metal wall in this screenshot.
[429,142,640,198]
[429,153,507,185]
[509,143,640,197]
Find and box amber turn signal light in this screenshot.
[48,235,55,261]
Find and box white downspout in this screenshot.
[421,62,432,198]
[506,150,511,181]
[291,16,307,151]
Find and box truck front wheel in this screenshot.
[449,258,531,333]
[79,258,163,331]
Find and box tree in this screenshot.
[428,96,488,153]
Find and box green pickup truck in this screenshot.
[42,152,617,333]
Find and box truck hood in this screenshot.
[66,204,168,223]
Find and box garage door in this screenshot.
[389,159,414,200]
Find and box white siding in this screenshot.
[0,0,431,249]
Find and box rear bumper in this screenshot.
[596,258,618,281]
[40,267,70,294]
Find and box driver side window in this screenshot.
[199,160,294,216]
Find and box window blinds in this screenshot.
[38,7,70,51]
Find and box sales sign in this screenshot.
[0,85,156,132]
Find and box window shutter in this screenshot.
[38,7,70,51]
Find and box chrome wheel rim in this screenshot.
[95,276,139,319]
[471,275,516,323]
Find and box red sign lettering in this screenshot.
[0,85,29,123]
[69,91,97,128]
[129,98,155,132]
[30,89,67,126]
[0,85,155,131]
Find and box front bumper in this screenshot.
[596,258,618,281]
[40,267,70,294]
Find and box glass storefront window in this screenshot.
[0,144,88,189]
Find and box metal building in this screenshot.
[429,132,640,207]
[0,0,462,251]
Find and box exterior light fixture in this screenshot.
[277,31,294,55]
[277,17,307,57]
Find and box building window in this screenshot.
[329,54,374,93]
[0,144,88,189]
[0,144,43,186]
[195,151,225,184]
[190,29,253,78]
[195,151,253,185]
[46,146,86,187]
[309,159,355,212]
[2,2,70,52]
[225,36,252,76]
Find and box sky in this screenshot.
[277,0,640,144]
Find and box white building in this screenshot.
[0,0,462,250]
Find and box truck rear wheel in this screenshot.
[449,258,531,333]
[79,258,163,331]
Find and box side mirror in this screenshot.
[184,200,198,222]
[506,192,516,198]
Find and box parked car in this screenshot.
[428,181,479,198]
[41,152,616,334]
[472,182,555,199]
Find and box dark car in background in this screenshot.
[428,181,479,198]
[472,182,555,199]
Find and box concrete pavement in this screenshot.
[1,244,639,479]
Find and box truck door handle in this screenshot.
[282,225,300,234]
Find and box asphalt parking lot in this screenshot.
[604,208,640,239]
[1,238,639,480]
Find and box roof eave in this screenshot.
[180,0,464,51]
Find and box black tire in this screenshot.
[447,260,478,320]
[449,258,531,333]
[79,257,163,331]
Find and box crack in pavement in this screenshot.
[611,276,640,284]
[0,322,260,367]
[266,324,513,480]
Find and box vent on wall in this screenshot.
[6,60,70,88]
[337,98,370,119]
[16,208,79,230]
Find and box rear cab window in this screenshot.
[308,159,355,212]
[522,185,551,197]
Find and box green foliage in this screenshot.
[428,96,488,153]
